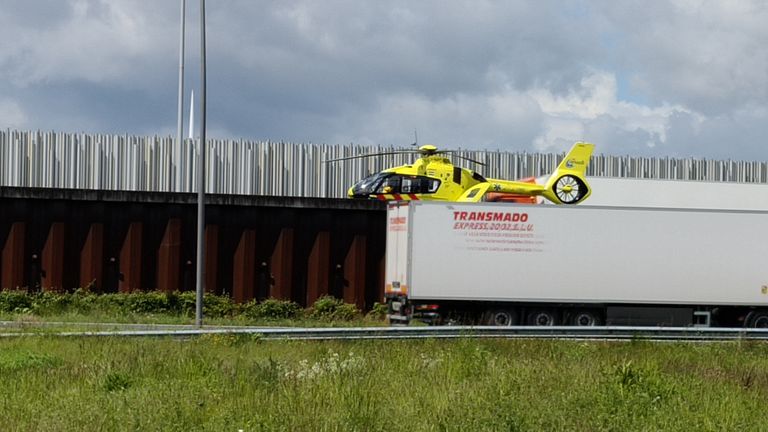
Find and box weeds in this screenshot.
[616,359,643,391]
[366,301,388,320]
[102,372,132,392]
[283,350,365,381]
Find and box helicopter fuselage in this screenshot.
[348,155,539,202]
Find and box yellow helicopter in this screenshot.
[328,142,595,204]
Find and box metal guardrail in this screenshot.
[2,129,767,197]
[2,325,767,341]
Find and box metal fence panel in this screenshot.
[1,129,765,197]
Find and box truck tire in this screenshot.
[746,310,768,328]
[527,309,559,326]
[570,310,602,326]
[484,309,519,326]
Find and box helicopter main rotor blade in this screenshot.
[438,151,486,166]
[323,146,486,166]
[324,150,417,163]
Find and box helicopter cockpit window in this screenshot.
[375,175,401,194]
[401,178,415,193]
[399,176,441,194]
[351,172,389,197]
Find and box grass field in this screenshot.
[1,335,767,431]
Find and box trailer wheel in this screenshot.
[527,309,559,326]
[570,310,602,326]
[484,309,519,326]
[746,310,768,328]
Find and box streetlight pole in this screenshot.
[195,0,207,327]
[175,0,185,192]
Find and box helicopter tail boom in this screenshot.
[474,142,594,205]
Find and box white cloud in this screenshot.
[0,1,767,160]
[528,71,704,154]
[0,1,176,88]
[598,0,768,114]
[326,89,544,150]
[0,99,27,128]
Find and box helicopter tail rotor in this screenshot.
[541,142,594,204]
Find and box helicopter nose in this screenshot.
[347,186,367,199]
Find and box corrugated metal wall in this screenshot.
[1,129,765,197]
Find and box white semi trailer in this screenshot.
[385,200,768,327]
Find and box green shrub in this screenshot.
[366,302,388,321]
[92,292,129,314]
[308,296,360,321]
[125,292,172,314]
[239,300,259,318]
[1,290,376,322]
[174,291,195,315]
[177,291,234,318]
[203,293,235,318]
[309,295,342,319]
[0,290,33,313]
[31,292,73,315]
[1,290,236,318]
[243,298,302,320]
[69,289,98,313]
[333,303,360,321]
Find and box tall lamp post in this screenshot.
[175,0,185,193]
[195,0,207,327]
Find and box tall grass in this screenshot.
[1,337,767,431]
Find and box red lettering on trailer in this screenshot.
[453,211,528,222]
[389,215,407,231]
[390,217,406,225]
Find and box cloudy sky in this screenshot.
[1,0,767,160]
